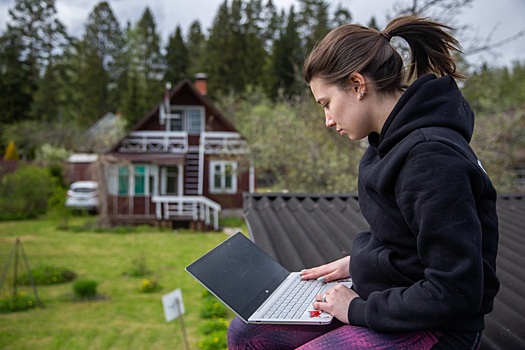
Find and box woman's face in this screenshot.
[310,77,375,140]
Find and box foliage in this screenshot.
[226,93,363,192]
[0,291,39,313]
[73,279,98,300]
[35,144,70,163]
[17,265,77,285]
[124,254,152,277]
[137,278,161,293]
[3,140,19,160]
[198,290,229,350]
[0,165,54,220]
[199,290,228,319]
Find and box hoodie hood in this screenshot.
[371,74,474,156]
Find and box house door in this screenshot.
[160,166,183,196]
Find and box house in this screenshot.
[103,74,254,230]
[242,192,525,349]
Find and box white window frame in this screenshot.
[167,105,205,134]
[160,165,183,195]
[209,160,237,194]
[115,164,156,196]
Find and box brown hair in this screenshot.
[303,16,465,94]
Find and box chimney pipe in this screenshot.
[194,73,208,95]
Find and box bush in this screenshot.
[137,278,161,293]
[199,291,227,318]
[125,255,152,277]
[73,279,98,300]
[198,330,228,350]
[0,165,54,220]
[17,265,77,285]
[0,291,40,313]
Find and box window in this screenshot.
[167,106,204,134]
[117,165,155,196]
[134,165,146,195]
[210,161,237,194]
[118,166,129,195]
[165,166,179,195]
[187,107,203,134]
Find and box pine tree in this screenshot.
[3,140,20,160]
[165,26,189,84]
[186,20,206,76]
[0,29,33,124]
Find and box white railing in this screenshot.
[201,132,249,154]
[152,195,222,231]
[119,131,188,153]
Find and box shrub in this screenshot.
[199,291,227,319]
[125,255,152,277]
[137,278,161,293]
[198,318,229,335]
[73,279,98,300]
[0,165,54,220]
[17,265,77,285]
[0,291,40,313]
[198,330,228,350]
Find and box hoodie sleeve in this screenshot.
[348,140,489,332]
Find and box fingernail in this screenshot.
[317,277,325,283]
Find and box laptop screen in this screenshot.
[186,232,290,321]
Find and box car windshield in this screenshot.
[72,188,96,194]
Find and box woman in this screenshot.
[228,16,499,349]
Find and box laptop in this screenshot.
[186,232,352,325]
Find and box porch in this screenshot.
[152,195,221,231]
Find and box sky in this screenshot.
[0,0,524,68]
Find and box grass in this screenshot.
[0,216,242,350]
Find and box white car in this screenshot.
[66,181,99,213]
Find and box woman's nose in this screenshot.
[325,114,336,128]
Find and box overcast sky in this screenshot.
[0,0,524,68]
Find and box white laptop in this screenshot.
[186,232,352,325]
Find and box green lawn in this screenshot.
[0,217,241,349]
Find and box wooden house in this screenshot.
[104,74,253,230]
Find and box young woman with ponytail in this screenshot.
[227,16,499,349]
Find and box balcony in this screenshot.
[118,131,249,155]
[201,132,249,154]
[119,131,188,153]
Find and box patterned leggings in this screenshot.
[227,316,482,350]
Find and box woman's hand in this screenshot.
[300,256,350,282]
[313,284,359,324]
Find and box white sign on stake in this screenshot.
[162,288,185,323]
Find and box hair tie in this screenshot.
[380,30,392,42]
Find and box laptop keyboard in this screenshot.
[262,279,322,319]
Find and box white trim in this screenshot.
[209,160,238,194]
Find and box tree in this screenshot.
[271,6,303,99]
[82,1,125,114]
[3,140,20,160]
[165,26,189,84]
[0,29,33,124]
[7,0,69,74]
[121,7,164,124]
[186,20,206,76]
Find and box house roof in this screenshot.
[242,192,525,350]
[108,78,239,153]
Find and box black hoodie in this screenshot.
[347,74,500,333]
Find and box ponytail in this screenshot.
[382,16,465,82]
[303,16,465,94]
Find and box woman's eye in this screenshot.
[322,102,329,109]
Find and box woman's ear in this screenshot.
[349,73,367,92]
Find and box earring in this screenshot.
[358,90,367,100]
